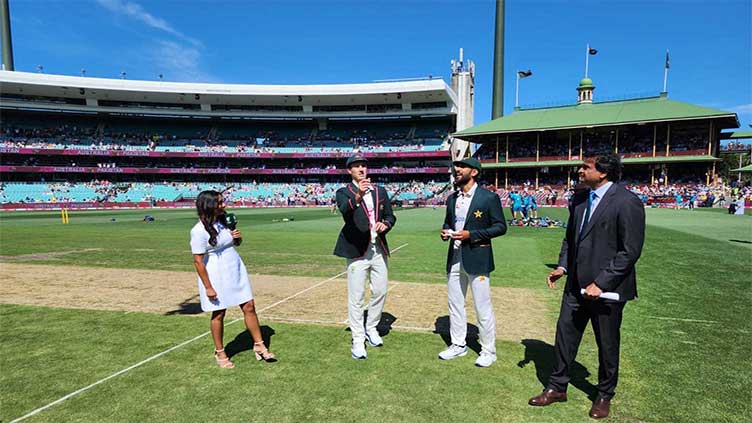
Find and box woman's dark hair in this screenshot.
[196,190,222,246]
[585,152,623,182]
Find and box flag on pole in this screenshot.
[665,50,670,69]
[588,48,598,55]
[517,69,533,78]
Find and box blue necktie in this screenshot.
[579,191,597,240]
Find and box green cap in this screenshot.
[346,154,368,168]
[452,157,482,171]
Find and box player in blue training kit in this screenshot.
[522,193,532,220]
[511,191,524,221]
[529,193,538,219]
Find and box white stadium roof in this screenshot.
[0,70,457,110]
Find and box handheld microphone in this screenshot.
[224,213,240,245]
[225,212,237,230]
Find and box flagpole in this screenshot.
[585,43,589,78]
[662,49,669,93]
[515,72,520,109]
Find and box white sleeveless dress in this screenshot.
[190,221,253,311]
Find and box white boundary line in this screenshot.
[10,242,408,423]
[265,316,434,333]
[650,316,719,324]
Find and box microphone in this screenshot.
[365,179,375,194]
[224,212,237,230]
[224,213,240,245]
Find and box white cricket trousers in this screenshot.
[447,249,496,354]
[346,244,388,343]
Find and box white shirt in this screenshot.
[560,181,613,274]
[581,181,613,231]
[353,181,377,244]
[453,182,478,249]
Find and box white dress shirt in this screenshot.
[453,182,478,249]
[581,181,613,231]
[353,181,377,244]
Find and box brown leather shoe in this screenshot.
[528,388,567,406]
[589,398,611,419]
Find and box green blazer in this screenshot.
[443,186,507,274]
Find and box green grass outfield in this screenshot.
[1,206,750,422]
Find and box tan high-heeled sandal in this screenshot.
[214,348,235,369]
[253,341,277,362]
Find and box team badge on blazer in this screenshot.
[474,210,483,218]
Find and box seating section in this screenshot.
[1,112,451,154]
[1,111,453,207]
[1,138,445,154]
[1,182,101,203]
[0,181,449,204]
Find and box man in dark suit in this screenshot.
[333,154,396,360]
[439,157,507,367]
[528,153,645,419]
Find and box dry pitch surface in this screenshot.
[2,263,554,342]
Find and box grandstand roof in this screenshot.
[720,130,752,139]
[454,95,739,142]
[481,155,720,169]
[731,164,752,172]
[0,71,457,117]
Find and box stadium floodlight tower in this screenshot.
[0,0,14,71]
[449,48,475,162]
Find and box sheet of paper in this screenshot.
[580,289,620,301]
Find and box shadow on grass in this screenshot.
[517,339,598,401]
[729,239,752,244]
[344,311,397,336]
[164,295,203,315]
[544,263,560,270]
[225,325,276,360]
[432,316,482,354]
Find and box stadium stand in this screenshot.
[2,71,748,210]
[0,69,463,210]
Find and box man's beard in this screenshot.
[454,173,471,188]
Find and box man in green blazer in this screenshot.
[439,157,507,367]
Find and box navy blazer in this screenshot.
[558,183,645,301]
[443,186,507,274]
[333,183,396,259]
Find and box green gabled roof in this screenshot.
[721,130,752,139]
[481,155,719,170]
[622,155,720,164]
[482,159,576,169]
[731,164,752,172]
[455,96,738,141]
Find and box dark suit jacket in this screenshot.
[558,183,645,302]
[443,185,507,274]
[333,183,396,259]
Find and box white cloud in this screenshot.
[730,103,752,114]
[96,0,217,83]
[152,40,218,83]
[96,0,201,47]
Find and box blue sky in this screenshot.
[7,0,751,131]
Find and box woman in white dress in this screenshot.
[190,190,276,368]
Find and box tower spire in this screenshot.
[577,77,595,104]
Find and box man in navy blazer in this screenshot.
[334,155,396,360]
[529,153,645,419]
[439,157,507,367]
